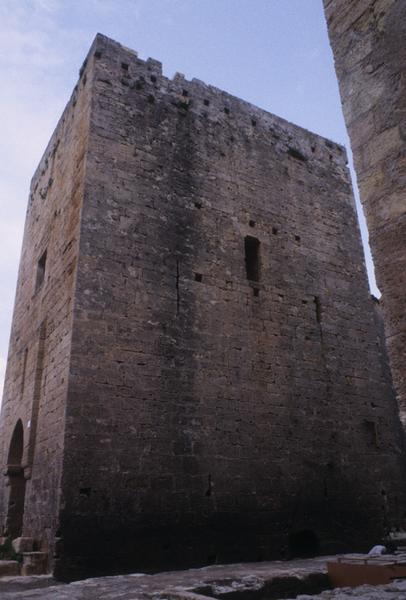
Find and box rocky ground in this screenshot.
[1,557,406,599]
[293,580,406,599]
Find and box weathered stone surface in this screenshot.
[12,537,34,554]
[323,0,406,426]
[0,36,92,564]
[0,33,406,580]
[0,557,329,598]
[0,561,19,577]
[21,552,47,576]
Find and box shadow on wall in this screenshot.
[289,530,320,558]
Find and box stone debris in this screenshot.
[0,557,328,598]
[292,579,406,599]
[3,557,406,599]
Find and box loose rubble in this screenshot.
[1,557,406,599]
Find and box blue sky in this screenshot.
[0,0,378,394]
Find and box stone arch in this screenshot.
[5,419,26,538]
[7,419,24,466]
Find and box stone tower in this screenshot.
[323,0,406,424]
[0,34,405,581]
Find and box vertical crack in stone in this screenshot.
[176,259,180,315]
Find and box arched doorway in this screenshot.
[5,420,26,538]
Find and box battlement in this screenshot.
[93,34,347,161]
[31,32,347,202]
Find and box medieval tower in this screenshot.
[0,34,405,581]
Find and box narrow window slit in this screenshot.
[253,288,260,297]
[194,273,202,283]
[35,249,47,292]
[363,420,379,448]
[249,219,256,228]
[121,62,129,71]
[244,236,260,282]
[21,348,28,395]
[205,474,212,497]
[314,296,322,324]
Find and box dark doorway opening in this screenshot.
[5,420,26,538]
[289,529,320,558]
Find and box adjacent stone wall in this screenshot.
[0,55,91,565]
[53,35,406,579]
[323,0,406,423]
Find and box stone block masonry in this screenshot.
[323,0,406,426]
[0,57,92,564]
[0,33,405,581]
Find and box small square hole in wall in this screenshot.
[94,50,102,59]
[251,118,257,127]
[194,201,202,209]
[121,62,129,71]
[253,287,260,297]
[194,273,203,282]
[182,89,188,97]
[249,219,256,228]
[295,235,301,242]
[204,99,210,106]
[148,94,155,104]
[150,74,157,83]
[272,227,278,235]
[224,107,230,115]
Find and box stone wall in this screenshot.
[56,35,406,578]
[0,54,91,564]
[323,0,406,423]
